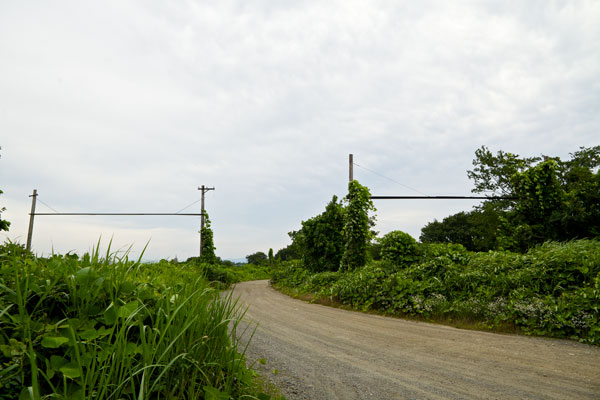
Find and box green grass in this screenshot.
[0,240,283,400]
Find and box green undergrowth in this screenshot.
[271,240,600,344]
[0,240,283,400]
[179,260,271,289]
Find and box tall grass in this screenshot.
[0,240,268,399]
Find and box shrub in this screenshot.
[379,230,419,267]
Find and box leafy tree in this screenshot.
[379,230,419,267]
[275,231,303,261]
[467,145,540,198]
[466,145,600,251]
[199,211,217,264]
[268,248,274,265]
[510,160,565,243]
[300,195,345,272]
[422,146,599,252]
[246,251,268,265]
[560,146,600,239]
[341,180,376,271]
[420,204,500,252]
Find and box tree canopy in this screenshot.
[422,145,600,252]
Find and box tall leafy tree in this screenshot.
[341,180,376,271]
[300,195,345,272]
[467,145,541,197]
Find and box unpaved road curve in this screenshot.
[233,280,600,400]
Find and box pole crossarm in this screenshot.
[31,213,203,216]
[370,196,517,200]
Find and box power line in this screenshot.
[36,197,60,214]
[33,213,202,216]
[370,195,516,200]
[353,162,429,196]
[174,198,202,214]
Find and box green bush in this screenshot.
[378,231,419,267]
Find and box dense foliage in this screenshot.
[246,252,268,266]
[0,241,276,400]
[275,181,376,272]
[419,204,500,252]
[378,231,419,267]
[186,257,272,289]
[272,239,600,345]
[341,181,376,271]
[422,146,600,251]
[298,196,345,272]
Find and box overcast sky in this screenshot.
[1,1,598,261]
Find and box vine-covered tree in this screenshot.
[199,211,217,264]
[341,180,376,271]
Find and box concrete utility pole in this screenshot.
[349,154,354,182]
[197,185,215,257]
[26,189,38,252]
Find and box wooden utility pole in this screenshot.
[26,189,37,252]
[349,154,354,182]
[197,185,215,257]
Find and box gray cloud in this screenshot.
[1,1,598,260]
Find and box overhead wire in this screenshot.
[174,198,202,214]
[353,162,429,196]
[37,197,61,214]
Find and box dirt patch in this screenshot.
[234,280,600,400]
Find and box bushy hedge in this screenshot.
[272,240,600,344]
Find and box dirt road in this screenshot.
[233,280,600,400]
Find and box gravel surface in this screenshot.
[233,280,600,400]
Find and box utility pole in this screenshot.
[197,185,215,257]
[349,154,354,182]
[26,189,38,252]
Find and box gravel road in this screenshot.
[233,280,600,400]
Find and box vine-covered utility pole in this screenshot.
[198,185,215,257]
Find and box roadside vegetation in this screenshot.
[272,240,600,344]
[272,146,600,344]
[0,240,280,400]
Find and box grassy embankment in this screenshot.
[0,241,281,400]
[272,240,600,344]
